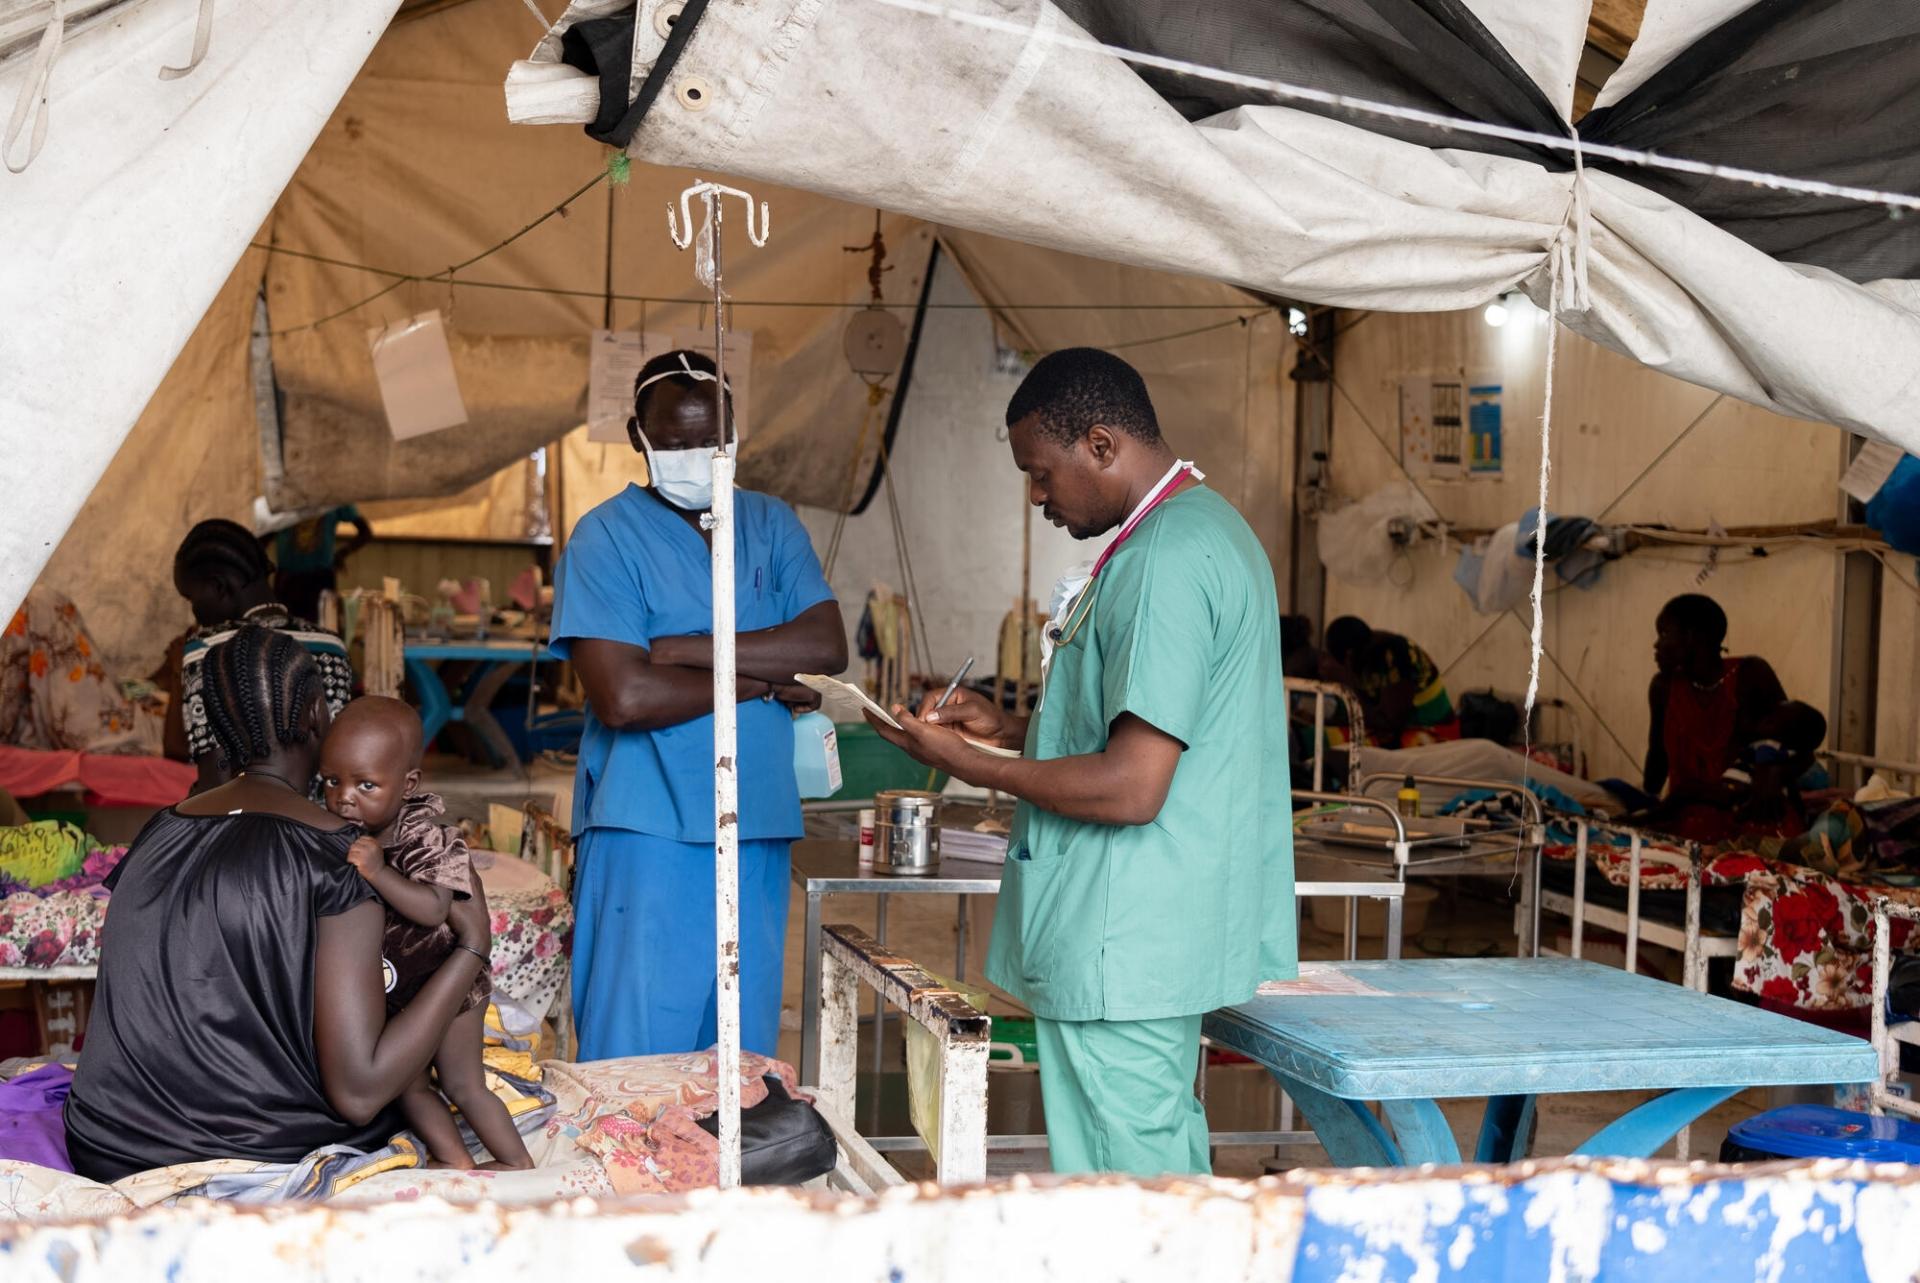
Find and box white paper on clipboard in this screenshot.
[793,674,1022,758]
[586,328,755,444]
[367,311,469,440]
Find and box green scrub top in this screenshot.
[984,486,1297,1023]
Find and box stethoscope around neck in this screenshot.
[1044,460,1197,657]
[1047,577,1101,652]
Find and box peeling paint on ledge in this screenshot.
[1,1159,1919,1280]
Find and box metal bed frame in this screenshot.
[1870,897,1920,1123]
[1530,750,1920,997]
[1526,817,1726,991]
[1309,772,1547,953]
[1285,676,1364,794]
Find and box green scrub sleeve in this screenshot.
[1095,529,1214,750]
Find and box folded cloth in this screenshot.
[0,746,194,808]
[0,1064,73,1172]
[0,822,92,889]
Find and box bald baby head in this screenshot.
[319,696,426,836]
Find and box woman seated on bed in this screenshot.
[64,626,491,1182]
[1324,616,1461,748]
[1638,593,1826,847]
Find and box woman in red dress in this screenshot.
[1641,594,1826,845]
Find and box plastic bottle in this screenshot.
[792,711,842,799]
[1396,774,1421,821]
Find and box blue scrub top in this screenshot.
[550,484,836,843]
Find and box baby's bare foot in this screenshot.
[478,1157,535,1171]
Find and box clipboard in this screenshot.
[794,674,1022,759]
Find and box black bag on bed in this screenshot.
[1459,689,1523,746]
[695,1076,839,1185]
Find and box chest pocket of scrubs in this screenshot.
[1039,642,1103,758]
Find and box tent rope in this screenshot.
[1515,131,1592,847]
[822,383,891,578]
[3,0,64,175]
[520,0,555,32]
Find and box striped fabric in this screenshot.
[178,605,354,763]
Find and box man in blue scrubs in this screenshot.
[550,350,847,1060]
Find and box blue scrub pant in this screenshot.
[570,829,791,1062]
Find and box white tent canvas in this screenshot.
[508,0,1920,448]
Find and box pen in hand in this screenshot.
[933,655,976,712]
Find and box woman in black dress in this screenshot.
[65,626,494,1181]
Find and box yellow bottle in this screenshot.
[1396,775,1421,821]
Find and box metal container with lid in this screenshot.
[871,789,942,876]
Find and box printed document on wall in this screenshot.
[367,311,468,440]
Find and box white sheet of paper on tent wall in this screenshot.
[586,328,754,444]
[366,310,469,440]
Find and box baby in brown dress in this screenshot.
[319,697,532,1170]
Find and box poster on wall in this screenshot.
[1399,376,1465,480]
[586,329,755,444]
[1467,380,1503,476]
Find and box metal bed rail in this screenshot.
[1284,677,1366,794]
[1355,773,1546,954]
[815,923,991,1186]
[1528,814,1728,991]
[1294,789,1413,960]
[518,800,574,891]
[1871,897,1920,1123]
[1820,750,1920,797]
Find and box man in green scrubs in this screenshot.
[870,348,1295,1176]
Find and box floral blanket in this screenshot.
[540,1049,808,1196]
[485,884,572,1018]
[1540,839,1763,891]
[1732,866,1920,1018]
[1545,835,1920,1018]
[0,1050,816,1218]
[0,862,572,1023]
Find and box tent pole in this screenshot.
[668,180,769,1191]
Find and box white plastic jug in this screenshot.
[792,710,842,799]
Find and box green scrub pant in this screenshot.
[1035,1013,1210,1176]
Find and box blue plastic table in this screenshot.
[404,639,551,767]
[1203,958,1876,1166]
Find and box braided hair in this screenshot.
[174,519,272,594]
[200,625,325,771]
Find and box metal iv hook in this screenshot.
[667,181,771,249]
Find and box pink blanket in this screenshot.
[0,747,192,808]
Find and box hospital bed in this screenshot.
[1530,749,1920,1005]
[1285,677,1365,793]
[809,922,981,1188]
[1296,773,1546,957]
[0,800,579,1064]
[1525,817,1732,991]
